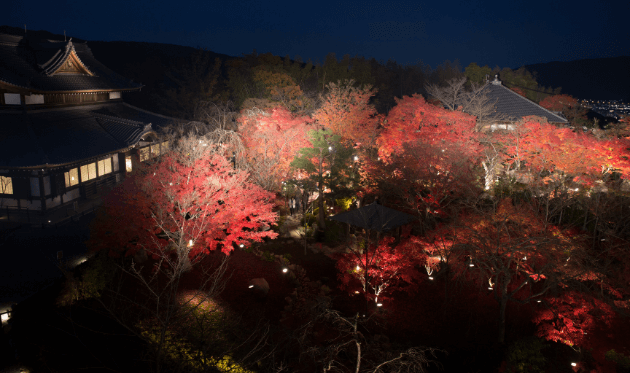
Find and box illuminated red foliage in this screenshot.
[237,105,313,190]
[88,153,278,261]
[533,291,616,348]
[335,236,427,302]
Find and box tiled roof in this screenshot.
[0,34,142,92]
[91,102,192,131]
[484,79,568,123]
[0,102,165,168]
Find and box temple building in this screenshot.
[481,75,568,130]
[0,33,187,222]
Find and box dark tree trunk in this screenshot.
[498,281,509,344]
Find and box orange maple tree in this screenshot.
[237,105,313,191]
[313,80,381,148]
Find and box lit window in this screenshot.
[151,144,160,157]
[98,158,112,176]
[126,157,132,172]
[64,168,79,187]
[162,141,169,152]
[0,175,13,194]
[139,147,150,162]
[80,163,97,182]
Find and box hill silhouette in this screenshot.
[524,56,630,102]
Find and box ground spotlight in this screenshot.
[248,285,254,288]
[428,276,434,280]
[571,362,577,367]
[282,268,288,273]
[376,303,382,307]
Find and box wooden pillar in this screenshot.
[38,170,46,212]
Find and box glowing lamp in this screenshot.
[354,156,358,161]
[282,268,288,273]
[537,300,541,303]
[328,146,332,151]
[469,263,474,267]
[571,363,577,367]
[376,303,382,307]
[48,220,51,223]
[1,313,9,323]
[355,291,360,294]
[356,265,361,271]
[428,276,434,280]
[248,285,254,288]
[488,287,493,290]
[239,244,244,248]
[188,240,193,247]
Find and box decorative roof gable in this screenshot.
[0,34,141,92]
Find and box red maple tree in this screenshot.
[539,94,588,126]
[377,94,482,163]
[533,291,616,348]
[88,152,278,268]
[336,236,427,305]
[423,199,589,343]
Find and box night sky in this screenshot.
[4,0,629,69]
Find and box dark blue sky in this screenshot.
[4,0,629,69]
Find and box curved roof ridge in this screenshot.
[38,40,74,75]
[91,111,146,127]
[121,102,198,123]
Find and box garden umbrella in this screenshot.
[329,202,416,232]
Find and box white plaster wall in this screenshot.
[3,93,21,105]
[25,94,44,104]
[113,154,119,171]
[43,176,51,196]
[63,188,81,202]
[47,196,61,208]
[109,92,121,99]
